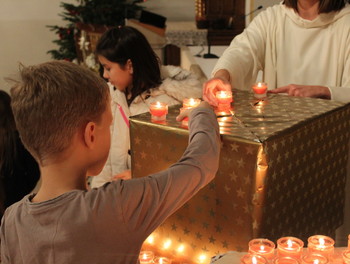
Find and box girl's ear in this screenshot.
[127,59,133,74]
[84,122,96,149]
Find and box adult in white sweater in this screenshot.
[203,0,350,246]
[91,26,203,188]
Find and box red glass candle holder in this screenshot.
[139,251,155,264]
[307,235,334,259]
[301,253,328,264]
[273,256,301,264]
[248,238,276,261]
[240,254,269,264]
[277,236,304,259]
[215,90,233,110]
[149,102,168,121]
[252,82,268,99]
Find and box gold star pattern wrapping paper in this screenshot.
[130,90,350,263]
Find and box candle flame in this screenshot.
[163,239,171,250]
[319,238,325,246]
[198,254,207,263]
[260,245,265,251]
[287,239,293,248]
[146,234,154,245]
[142,253,147,259]
[314,260,319,264]
[156,101,162,107]
[252,256,258,264]
[177,244,185,253]
[258,82,263,87]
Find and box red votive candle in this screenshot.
[277,236,304,259]
[307,235,334,259]
[252,82,268,99]
[149,102,168,121]
[240,254,269,264]
[343,249,350,264]
[301,253,328,264]
[273,256,301,264]
[182,98,201,109]
[153,257,172,264]
[139,251,155,264]
[248,238,276,261]
[215,90,233,110]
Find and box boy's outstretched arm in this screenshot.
[118,102,221,238]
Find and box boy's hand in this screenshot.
[112,170,131,181]
[176,101,212,121]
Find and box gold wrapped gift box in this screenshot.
[130,90,350,262]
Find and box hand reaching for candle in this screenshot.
[176,101,212,121]
[112,170,131,181]
[269,84,331,99]
[203,69,232,107]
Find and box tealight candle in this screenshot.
[153,257,172,264]
[183,98,201,109]
[252,82,268,99]
[277,236,304,259]
[307,235,334,259]
[139,251,155,264]
[273,256,301,264]
[248,238,276,261]
[343,249,350,264]
[215,90,233,110]
[149,102,168,121]
[240,254,269,264]
[301,253,328,264]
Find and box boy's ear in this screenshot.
[84,122,96,149]
[127,59,133,74]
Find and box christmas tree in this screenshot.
[47,0,144,62]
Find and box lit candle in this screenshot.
[149,102,168,121]
[153,257,172,264]
[139,251,154,264]
[277,236,304,259]
[301,253,328,264]
[240,254,269,264]
[252,82,268,99]
[307,235,334,259]
[182,98,201,109]
[343,249,350,264]
[215,90,233,110]
[273,256,301,264]
[248,238,276,261]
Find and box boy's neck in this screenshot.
[32,162,87,203]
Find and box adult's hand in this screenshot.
[269,84,331,99]
[203,69,232,106]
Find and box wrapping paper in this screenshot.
[130,90,350,263]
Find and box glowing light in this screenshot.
[162,239,172,250]
[287,239,293,249]
[252,256,258,264]
[177,244,185,253]
[146,234,154,245]
[198,254,207,263]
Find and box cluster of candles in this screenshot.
[242,235,350,264]
[149,82,267,121]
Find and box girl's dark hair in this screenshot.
[284,0,349,13]
[96,26,162,104]
[0,90,17,178]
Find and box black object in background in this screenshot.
[139,10,167,29]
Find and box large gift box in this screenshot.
[129,90,350,263]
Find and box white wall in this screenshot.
[0,0,75,93]
[0,0,281,93]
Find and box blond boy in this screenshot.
[0,61,220,264]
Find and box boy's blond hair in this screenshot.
[10,60,109,164]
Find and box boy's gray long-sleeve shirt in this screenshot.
[0,107,220,264]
